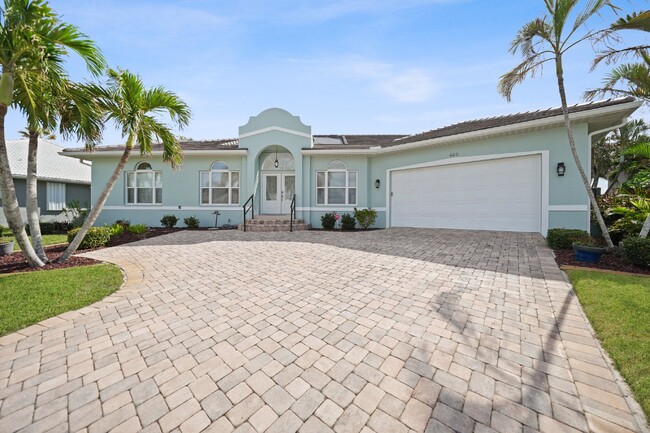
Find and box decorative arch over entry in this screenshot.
[260,148,295,171]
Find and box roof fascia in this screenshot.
[239,126,311,139]
[60,149,248,159]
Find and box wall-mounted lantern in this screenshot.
[375,179,381,189]
[557,162,566,177]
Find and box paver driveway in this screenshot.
[0,228,647,433]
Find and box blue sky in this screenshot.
[5,0,648,146]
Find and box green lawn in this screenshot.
[10,233,68,250]
[567,269,650,418]
[0,264,122,336]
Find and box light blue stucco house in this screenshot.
[62,97,641,234]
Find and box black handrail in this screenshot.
[290,194,296,232]
[243,194,254,231]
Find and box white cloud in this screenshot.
[339,58,438,103]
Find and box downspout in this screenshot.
[586,119,629,231]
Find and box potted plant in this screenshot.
[572,237,607,264]
[0,225,14,256]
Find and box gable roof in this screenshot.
[7,139,91,184]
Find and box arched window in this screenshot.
[126,162,161,204]
[136,162,152,171]
[316,160,357,205]
[211,161,228,170]
[261,151,295,170]
[200,162,240,205]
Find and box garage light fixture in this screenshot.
[557,162,566,177]
[375,179,381,189]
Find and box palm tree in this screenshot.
[585,11,650,100]
[15,75,105,263]
[57,69,191,262]
[0,0,105,267]
[585,51,650,102]
[592,119,649,195]
[498,0,618,248]
[622,142,650,237]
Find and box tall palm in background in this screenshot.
[498,0,617,248]
[58,69,190,262]
[0,0,105,267]
[592,119,649,195]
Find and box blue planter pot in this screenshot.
[572,243,606,264]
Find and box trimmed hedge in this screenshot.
[546,228,592,250]
[623,237,650,269]
[160,214,178,228]
[184,216,200,229]
[67,227,112,250]
[341,213,356,231]
[321,213,336,230]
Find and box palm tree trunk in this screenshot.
[640,214,650,238]
[57,144,133,262]
[26,130,47,262]
[0,105,44,267]
[555,57,615,248]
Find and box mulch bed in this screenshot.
[553,248,650,276]
[0,228,184,275]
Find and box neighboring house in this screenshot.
[0,139,91,226]
[61,97,641,234]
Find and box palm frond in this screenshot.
[585,61,650,101]
[509,18,554,56]
[622,142,650,158]
[498,56,552,101]
[611,10,650,32]
[144,86,191,128]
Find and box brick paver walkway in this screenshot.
[0,228,647,433]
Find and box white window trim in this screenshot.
[315,168,358,206]
[199,170,240,206]
[46,182,66,211]
[125,168,162,206]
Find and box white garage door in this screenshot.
[390,155,542,232]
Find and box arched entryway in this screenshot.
[259,146,295,215]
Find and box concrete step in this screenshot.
[238,222,310,232]
[238,215,310,231]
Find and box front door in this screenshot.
[262,173,295,214]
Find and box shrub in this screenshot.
[546,228,592,250]
[622,237,650,269]
[354,208,377,230]
[53,221,72,233]
[321,212,336,230]
[115,219,130,228]
[184,216,200,229]
[127,224,147,235]
[67,227,112,249]
[160,214,179,228]
[341,213,356,231]
[63,200,89,228]
[108,223,125,237]
[38,222,57,235]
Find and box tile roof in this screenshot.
[7,138,91,184]
[391,97,637,146]
[63,97,638,154]
[69,138,240,153]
